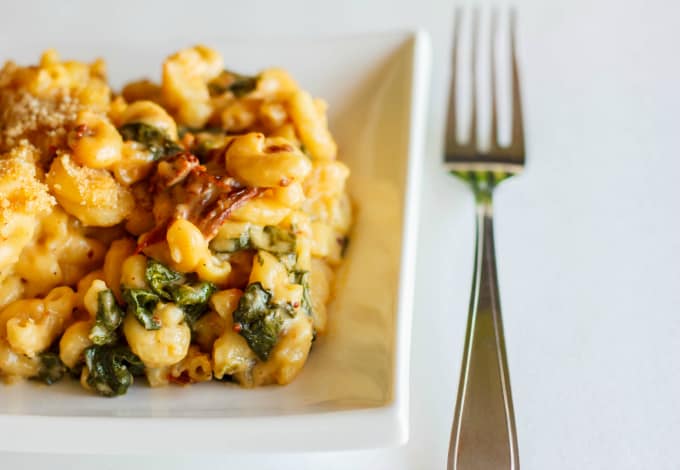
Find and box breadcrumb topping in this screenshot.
[0,142,56,222]
[51,152,122,206]
[0,88,80,155]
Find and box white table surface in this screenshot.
[2,0,679,468]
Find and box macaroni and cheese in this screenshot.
[0,46,351,396]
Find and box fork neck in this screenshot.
[456,171,504,208]
[471,174,494,207]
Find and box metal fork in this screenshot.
[445,8,524,470]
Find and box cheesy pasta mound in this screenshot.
[0,46,351,396]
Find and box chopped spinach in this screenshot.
[228,74,259,98]
[210,225,296,254]
[292,271,313,318]
[258,226,296,254]
[169,281,217,327]
[169,281,216,306]
[90,289,124,345]
[146,259,184,300]
[209,229,251,253]
[208,70,259,98]
[118,122,183,160]
[32,352,67,385]
[83,345,144,397]
[143,259,216,327]
[232,282,295,361]
[121,259,217,330]
[123,288,161,330]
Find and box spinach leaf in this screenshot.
[228,74,258,98]
[232,282,295,361]
[208,70,259,98]
[32,352,67,385]
[143,259,216,327]
[146,259,184,300]
[123,288,161,330]
[170,281,216,306]
[292,271,313,318]
[90,289,124,345]
[118,122,183,161]
[169,281,217,327]
[84,345,144,397]
[210,225,295,254]
[258,226,296,254]
[209,230,251,253]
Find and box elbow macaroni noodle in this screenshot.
[0,46,351,395]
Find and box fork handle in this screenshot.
[448,190,520,469]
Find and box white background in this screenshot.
[2,0,680,468]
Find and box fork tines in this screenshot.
[444,8,525,174]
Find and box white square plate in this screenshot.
[0,31,430,454]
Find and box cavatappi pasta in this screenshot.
[0,46,351,396]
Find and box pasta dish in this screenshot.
[0,46,351,396]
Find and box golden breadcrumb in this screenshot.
[0,88,80,155]
[0,141,56,224]
[48,152,123,206]
[0,62,80,156]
